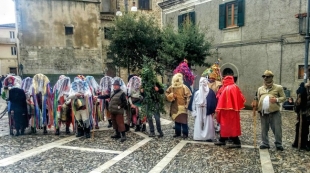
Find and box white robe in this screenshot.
[191,92,215,141]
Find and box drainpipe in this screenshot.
[280,35,284,85]
[304,0,310,83]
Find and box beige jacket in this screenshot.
[257,84,286,113]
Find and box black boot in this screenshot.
[31,127,36,134]
[85,127,91,138]
[135,125,141,132]
[76,127,83,137]
[120,132,126,142]
[111,130,121,139]
[21,128,25,135]
[55,128,60,135]
[125,124,130,132]
[108,120,112,128]
[141,124,146,132]
[43,126,47,134]
[15,130,20,136]
[65,126,70,134]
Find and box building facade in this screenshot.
[159,0,308,106]
[0,23,17,75]
[14,0,102,79]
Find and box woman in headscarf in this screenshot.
[292,82,310,150]
[190,77,217,141]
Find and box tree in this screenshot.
[108,13,162,73]
[159,22,212,74]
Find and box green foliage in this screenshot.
[140,57,166,118]
[108,13,162,73]
[159,22,212,74]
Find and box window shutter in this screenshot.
[189,11,196,25]
[237,0,245,26]
[138,0,143,9]
[219,4,226,29]
[178,15,183,29]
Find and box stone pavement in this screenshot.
[0,99,309,173]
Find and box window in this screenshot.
[104,27,114,39]
[178,12,195,28]
[11,47,16,55]
[65,27,73,35]
[10,31,15,39]
[9,68,17,74]
[219,0,245,29]
[138,0,151,10]
[297,65,310,79]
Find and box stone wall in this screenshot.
[15,0,102,74]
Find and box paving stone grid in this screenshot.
[0,99,309,173]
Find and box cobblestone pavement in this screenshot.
[0,98,309,173]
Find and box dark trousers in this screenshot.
[175,122,188,136]
[111,114,125,132]
[147,111,162,134]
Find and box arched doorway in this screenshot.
[222,67,238,83]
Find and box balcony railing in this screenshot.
[0,38,16,44]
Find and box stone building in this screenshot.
[14,0,102,82]
[159,0,308,106]
[0,23,17,75]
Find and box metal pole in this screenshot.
[304,0,310,83]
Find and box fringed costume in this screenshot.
[99,76,113,128]
[127,75,145,132]
[67,76,93,138]
[173,59,195,92]
[22,77,35,133]
[53,75,72,135]
[32,73,53,134]
[86,76,102,129]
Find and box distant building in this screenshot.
[0,23,17,75]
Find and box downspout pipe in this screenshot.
[304,0,310,83]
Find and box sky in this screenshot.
[0,0,15,24]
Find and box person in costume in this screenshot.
[53,75,72,135]
[189,77,217,141]
[21,77,36,134]
[127,75,146,132]
[85,76,101,129]
[256,70,286,151]
[214,75,245,148]
[97,79,128,142]
[99,76,114,128]
[173,59,195,92]
[292,82,310,150]
[166,73,192,138]
[32,73,53,134]
[202,61,222,94]
[3,76,28,136]
[67,76,92,138]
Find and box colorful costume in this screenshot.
[202,61,222,93]
[53,75,72,135]
[127,75,145,132]
[85,76,102,129]
[67,76,93,138]
[190,77,217,141]
[166,73,192,138]
[99,76,114,128]
[21,77,35,133]
[173,59,195,92]
[32,73,53,134]
[215,76,245,148]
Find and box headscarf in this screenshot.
[99,76,113,94]
[195,77,209,106]
[127,76,141,96]
[85,76,100,95]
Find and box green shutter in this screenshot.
[189,11,196,25]
[237,0,245,26]
[178,15,183,29]
[219,4,226,29]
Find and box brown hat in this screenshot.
[112,80,121,86]
[262,70,274,77]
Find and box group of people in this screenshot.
[2,60,308,151]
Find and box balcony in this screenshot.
[100,12,116,21]
[0,38,16,45]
